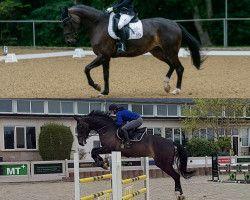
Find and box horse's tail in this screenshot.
[177,23,205,70]
[173,142,194,179]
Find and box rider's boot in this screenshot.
[121,129,131,148]
[117,27,126,53]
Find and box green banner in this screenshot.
[0,164,28,176]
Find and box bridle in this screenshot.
[62,10,107,38]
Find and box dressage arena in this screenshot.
[0,47,249,98]
[1,175,250,200]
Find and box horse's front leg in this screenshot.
[91,147,111,170]
[97,59,110,97]
[84,54,107,92]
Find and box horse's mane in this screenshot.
[71,5,103,16]
[88,110,114,122]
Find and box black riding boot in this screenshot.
[121,129,131,148]
[117,27,126,53]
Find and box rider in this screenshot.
[109,104,143,148]
[106,0,135,53]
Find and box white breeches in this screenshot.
[118,14,134,30]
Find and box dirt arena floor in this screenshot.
[0,47,249,98]
[1,175,250,200]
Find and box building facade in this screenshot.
[0,98,249,161]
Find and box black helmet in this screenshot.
[109,104,119,111]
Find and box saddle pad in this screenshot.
[116,128,147,142]
[108,12,143,40]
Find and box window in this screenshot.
[132,104,142,115]
[165,128,183,144]
[0,100,12,112]
[147,128,161,136]
[4,127,14,149]
[61,102,73,114]
[16,127,25,148]
[4,126,36,150]
[242,128,249,147]
[168,104,178,116]
[157,105,167,116]
[181,130,189,146]
[207,128,215,141]
[143,105,153,116]
[26,127,36,149]
[17,100,30,113]
[48,101,61,113]
[165,128,173,140]
[77,102,89,114]
[90,103,101,112]
[31,101,44,113]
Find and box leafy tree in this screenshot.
[39,123,73,160]
[181,98,250,140]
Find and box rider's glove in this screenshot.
[106,7,113,13]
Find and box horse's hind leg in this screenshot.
[154,158,183,196]
[150,47,174,93]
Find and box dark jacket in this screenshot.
[113,0,135,16]
[115,108,140,126]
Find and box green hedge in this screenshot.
[186,138,221,157]
[39,123,73,160]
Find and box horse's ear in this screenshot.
[74,116,81,123]
[59,6,64,14]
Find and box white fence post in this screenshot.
[112,151,122,200]
[74,153,80,200]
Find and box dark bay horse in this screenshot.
[60,5,205,96]
[74,111,193,197]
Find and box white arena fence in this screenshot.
[1,18,250,47]
[0,48,249,63]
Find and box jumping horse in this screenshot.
[60,5,205,96]
[74,111,193,199]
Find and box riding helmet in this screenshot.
[109,104,119,111]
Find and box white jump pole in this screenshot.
[142,157,150,200]
[74,152,80,200]
[111,151,122,200]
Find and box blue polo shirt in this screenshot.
[116,108,140,126]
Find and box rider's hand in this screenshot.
[106,7,113,13]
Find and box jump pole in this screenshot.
[74,152,80,200]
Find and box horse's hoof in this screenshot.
[103,163,109,170]
[171,88,181,95]
[96,93,104,98]
[164,84,170,93]
[95,84,101,91]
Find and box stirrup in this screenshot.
[117,43,126,53]
[124,141,131,148]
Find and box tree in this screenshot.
[181,98,250,140]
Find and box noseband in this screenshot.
[62,11,107,37]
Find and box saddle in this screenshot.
[117,127,147,142]
[112,13,139,41]
[108,12,143,41]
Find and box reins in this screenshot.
[96,122,115,135]
[62,10,107,37]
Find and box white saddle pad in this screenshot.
[108,12,143,40]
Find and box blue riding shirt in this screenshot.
[115,108,140,126]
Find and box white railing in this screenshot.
[1,18,250,47]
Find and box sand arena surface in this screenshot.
[1,176,250,200]
[0,47,249,98]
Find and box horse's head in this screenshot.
[74,116,91,146]
[60,6,80,45]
